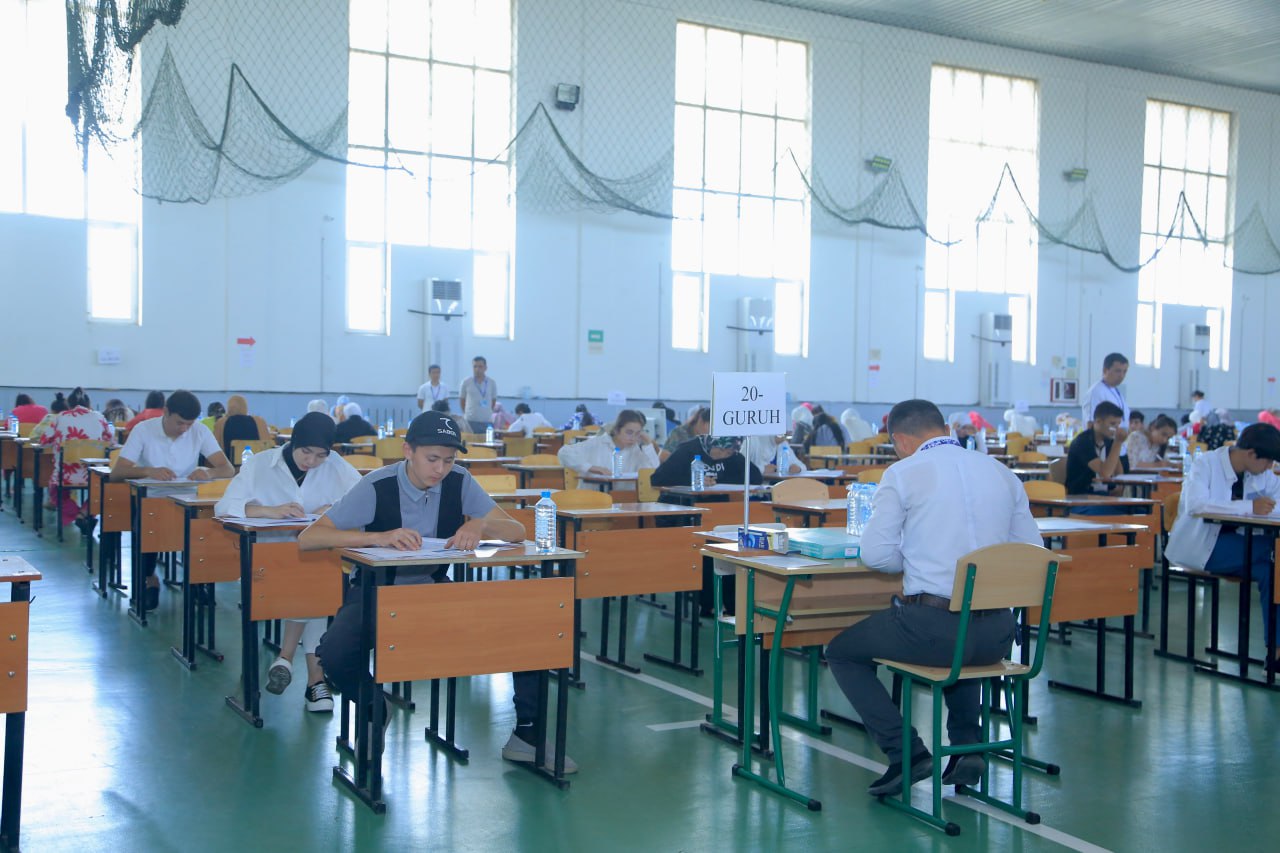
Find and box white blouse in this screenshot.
[215,446,363,517]
[557,430,660,476]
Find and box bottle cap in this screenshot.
[693,455,701,460]
[541,490,552,498]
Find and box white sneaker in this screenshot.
[305,681,334,713]
[266,657,292,695]
[501,730,578,774]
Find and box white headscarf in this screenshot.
[307,399,328,414]
[343,402,363,418]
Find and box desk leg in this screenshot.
[596,596,641,674]
[424,678,469,762]
[0,581,31,851]
[171,513,197,670]
[225,532,263,727]
[778,646,831,736]
[12,456,22,523]
[702,565,742,744]
[196,584,223,663]
[558,557,584,690]
[128,492,147,627]
[332,569,386,813]
[1047,616,1142,708]
[31,455,43,537]
[645,590,705,676]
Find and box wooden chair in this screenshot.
[1156,492,1228,666]
[562,429,589,444]
[857,467,887,484]
[563,468,580,490]
[344,454,383,473]
[350,435,377,446]
[551,489,612,510]
[1004,436,1030,456]
[108,447,122,463]
[474,474,518,493]
[533,426,558,434]
[807,446,841,461]
[519,454,566,490]
[56,439,109,538]
[847,439,876,456]
[16,423,34,438]
[770,478,827,503]
[467,446,498,459]
[462,432,487,445]
[374,437,402,462]
[1022,480,1065,501]
[231,439,275,460]
[1047,458,1067,485]
[876,543,1066,835]
[196,479,230,499]
[637,468,659,503]
[504,436,535,457]
[1016,451,1048,464]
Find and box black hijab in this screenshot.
[283,412,336,485]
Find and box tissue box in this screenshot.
[738,527,789,553]
[789,529,860,559]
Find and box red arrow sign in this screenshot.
[236,337,256,346]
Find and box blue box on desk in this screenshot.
[789,529,860,559]
[737,527,788,553]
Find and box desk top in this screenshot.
[169,496,221,508]
[1194,509,1280,527]
[1035,517,1149,536]
[700,541,870,576]
[486,489,547,501]
[556,502,708,519]
[832,454,885,464]
[1103,473,1182,485]
[763,469,851,482]
[1029,495,1155,509]
[579,472,640,483]
[767,498,845,513]
[1011,468,1049,478]
[460,456,521,465]
[220,517,314,533]
[341,541,585,567]
[503,463,564,472]
[0,555,42,583]
[659,484,771,496]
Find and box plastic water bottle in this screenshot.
[377,425,385,439]
[6,415,15,434]
[997,425,1006,445]
[241,445,254,466]
[0,409,6,432]
[572,411,583,430]
[858,483,877,532]
[386,417,394,435]
[534,490,557,553]
[1048,429,1057,448]
[485,424,495,443]
[846,483,859,535]
[1181,438,1192,477]
[612,447,624,477]
[966,435,976,451]
[776,442,791,474]
[690,455,707,492]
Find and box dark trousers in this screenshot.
[1204,531,1279,647]
[826,602,1016,761]
[142,552,158,577]
[317,576,541,722]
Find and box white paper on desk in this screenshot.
[1201,504,1280,519]
[134,477,196,485]
[477,539,525,549]
[348,546,474,560]
[217,514,320,527]
[703,483,763,492]
[750,555,827,569]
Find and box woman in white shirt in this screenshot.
[1124,413,1177,466]
[506,402,553,437]
[558,409,660,482]
[215,412,361,712]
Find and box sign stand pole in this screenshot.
[742,436,751,532]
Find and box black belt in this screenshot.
[898,592,1003,617]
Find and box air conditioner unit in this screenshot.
[1178,323,1210,408]
[424,278,464,381]
[978,312,1013,406]
[735,297,774,373]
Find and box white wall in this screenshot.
[3,0,1279,417]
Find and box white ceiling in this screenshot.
[766,0,1280,96]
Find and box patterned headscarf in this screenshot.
[699,435,741,454]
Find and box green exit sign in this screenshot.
[588,329,604,343]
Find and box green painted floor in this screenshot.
[3,505,1279,852]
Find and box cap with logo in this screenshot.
[405,411,468,452]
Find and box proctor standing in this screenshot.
[459,355,496,433]
[1081,352,1131,428]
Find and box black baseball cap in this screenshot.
[405,411,468,452]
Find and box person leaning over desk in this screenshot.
[557,409,659,480]
[1064,400,1131,514]
[214,412,362,713]
[300,411,578,771]
[1166,422,1280,673]
[825,399,1038,796]
[111,390,236,610]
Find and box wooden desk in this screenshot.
[1102,473,1182,500]
[168,497,234,670]
[0,556,41,853]
[1011,467,1049,481]
[762,469,855,485]
[220,518,335,728]
[657,484,771,506]
[702,541,897,811]
[0,433,17,513]
[503,463,565,490]
[14,440,51,535]
[557,502,707,675]
[1191,510,1280,690]
[578,472,639,493]
[485,488,547,507]
[91,466,131,598]
[126,479,200,626]
[334,544,582,813]
[1029,495,1156,517]
[767,497,845,528]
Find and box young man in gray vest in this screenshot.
[302,410,576,771]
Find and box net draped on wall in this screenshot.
[64,0,1280,273]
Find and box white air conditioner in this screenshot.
[1178,323,1210,408]
[978,312,1013,406]
[424,278,464,381]
[735,297,773,373]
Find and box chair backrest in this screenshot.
[847,439,876,455]
[16,423,34,437]
[562,429,589,444]
[1023,480,1065,501]
[857,467,886,484]
[951,543,1066,611]
[770,478,828,503]
[61,439,109,465]
[374,437,402,461]
[1047,457,1067,485]
[344,453,382,471]
[636,468,659,502]
[1017,451,1048,463]
[504,436,535,457]
[1163,492,1180,536]
[196,479,230,499]
[221,414,261,457]
[350,435,376,445]
[1004,436,1031,456]
[462,432,487,445]
[108,447,122,463]
[808,446,840,459]
[533,426,558,434]
[474,474,518,493]
[520,454,562,466]
[467,446,498,459]
[551,489,613,509]
[230,439,275,460]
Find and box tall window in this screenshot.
[1137,100,1232,369]
[924,66,1039,363]
[0,0,141,322]
[671,22,810,354]
[347,0,513,335]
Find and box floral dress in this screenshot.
[38,406,114,487]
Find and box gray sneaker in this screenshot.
[501,731,578,774]
[942,754,986,787]
[265,657,292,695]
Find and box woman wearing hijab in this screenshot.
[307,399,329,415]
[215,412,362,712]
[651,434,763,488]
[333,402,378,443]
[213,395,272,458]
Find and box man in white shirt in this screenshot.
[458,355,496,433]
[1081,352,1131,428]
[416,364,449,411]
[111,390,236,610]
[1166,423,1280,669]
[506,402,553,437]
[825,399,1040,796]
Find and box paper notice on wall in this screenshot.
[236,335,256,368]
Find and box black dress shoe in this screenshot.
[74,516,97,536]
[941,754,986,787]
[144,585,160,611]
[868,751,932,796]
